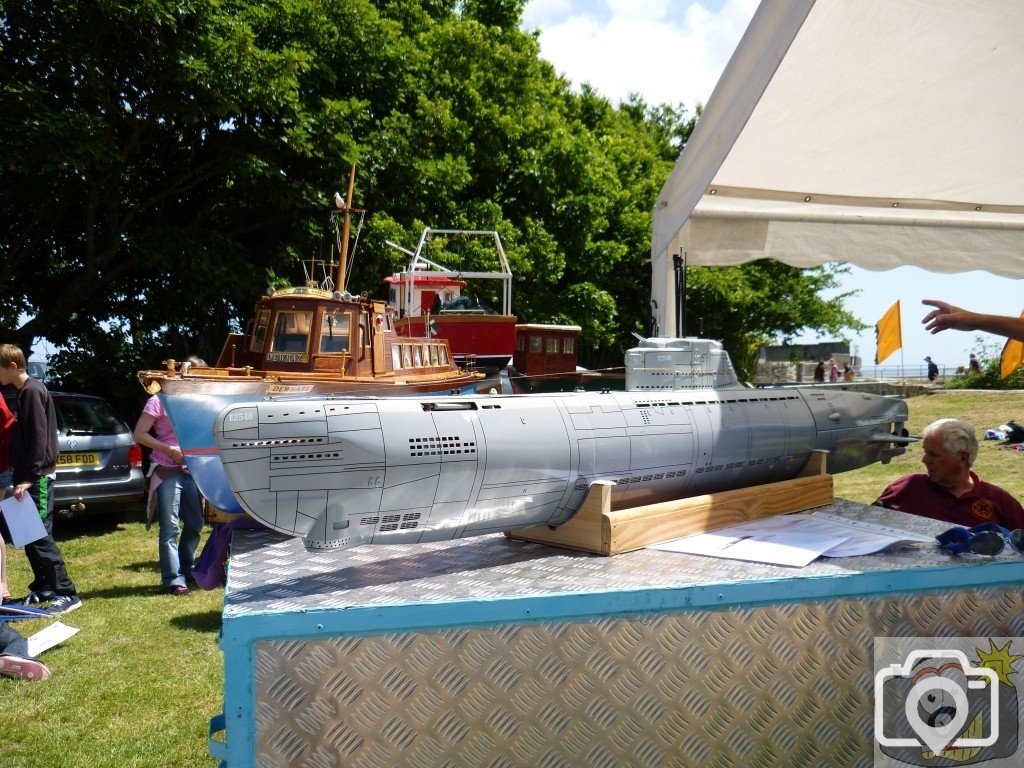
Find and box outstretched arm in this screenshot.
[922,299,1024,341]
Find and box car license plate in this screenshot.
[57,452,100,467]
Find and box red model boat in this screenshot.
[385,229,518,373]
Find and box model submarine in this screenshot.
[206,337,912,550]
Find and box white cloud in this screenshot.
[520,0,576,29]
[522,0,758,109]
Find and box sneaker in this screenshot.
[0,654,52,681]
[47,594,82,614]
[3,590,55,606]
[163,584,189,596]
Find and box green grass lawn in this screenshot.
[2,390,1022,767]
[1,506,222,768]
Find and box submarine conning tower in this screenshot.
[624,337,740,391]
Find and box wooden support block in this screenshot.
[508,471,834,556]
[797,449,828,477]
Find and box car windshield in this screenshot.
[55,398,128,436]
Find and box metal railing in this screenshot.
[854,365,949,383]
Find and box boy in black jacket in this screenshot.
[0,344,81,614]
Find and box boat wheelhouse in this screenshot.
[385,228,518,372]
[145,285,477,394]
[507,323,624,393]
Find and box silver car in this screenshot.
[3,390,145,518]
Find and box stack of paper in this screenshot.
[648,512,934,568]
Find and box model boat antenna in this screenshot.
[327,163,366,293]
[335,164,357,293]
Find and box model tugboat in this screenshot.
[140,171,481,400]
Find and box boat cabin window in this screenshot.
[319,311,351,354]
[429,345,439,366]
[412,345,423,367]
[529,335,542,353]
[563,337,575,354]
[546,337,558,354]
[271,310,312,353]
[392,346,401,369]
[250,309,271,353]
[402,344,413,368]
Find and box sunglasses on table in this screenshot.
[936,523,1024,556]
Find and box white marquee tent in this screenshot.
[651,0,1024,336]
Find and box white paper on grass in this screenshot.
[0,493,47,546]
[26,621,79,657]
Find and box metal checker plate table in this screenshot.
[214,499,1024,768]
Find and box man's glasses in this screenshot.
[937,523,1024,556]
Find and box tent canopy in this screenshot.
[651,0,1024,334]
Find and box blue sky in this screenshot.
[522,0,1024,370]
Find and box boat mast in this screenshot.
[337,163,356,293]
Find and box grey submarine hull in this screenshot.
[212,337,910,549]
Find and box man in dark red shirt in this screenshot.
[875,418,1024,529]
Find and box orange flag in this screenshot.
[1000,311,1024,378]
[874,300,902,364]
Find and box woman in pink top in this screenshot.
[133,391,203,595]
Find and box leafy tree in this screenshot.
[1,0,866,408]
[1,0,329,406]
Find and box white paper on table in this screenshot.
[650,529,851,568]
[807,510,935,556]
[648,510,936,566]
[0,493,47,546]
[26,621,79,657]
[748,513,906,558]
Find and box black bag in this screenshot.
[1003,421,1024,444]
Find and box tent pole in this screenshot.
[673,249,687,337]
